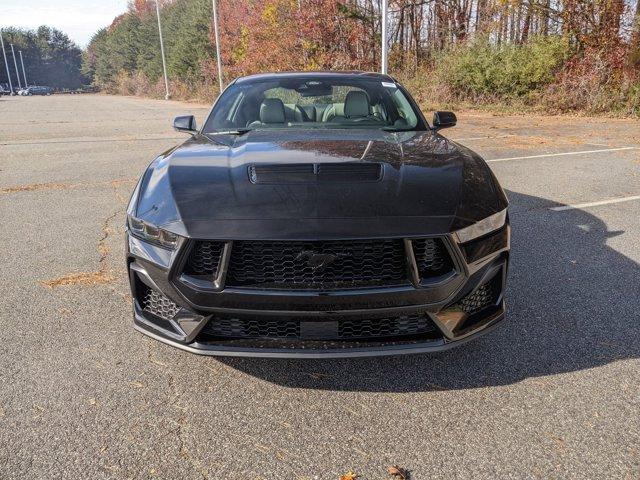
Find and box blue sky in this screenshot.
[0,0,128,47]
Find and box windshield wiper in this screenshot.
[207,128,252,136]
[380,126,416,132]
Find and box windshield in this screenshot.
[202,76,425,133]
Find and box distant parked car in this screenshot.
[23,86,52,96]
[80,85,99,93]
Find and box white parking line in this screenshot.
[550,195,640,211]
[487,146,637,163]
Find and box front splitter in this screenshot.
[134,313,504,358]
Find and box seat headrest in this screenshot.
[260,98,286,124]
[344,91,370,118]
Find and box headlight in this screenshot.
[455,209,507,243]
[127,215,179,249]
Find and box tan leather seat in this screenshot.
[248,98,286,127]
[329,91,371,122]
[321,103,344,122]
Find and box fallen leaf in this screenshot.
[388,465,407,479]
[149,357,168,368]
[340,471,358,480]
[254,443,270,454]
[41,270,115,288]
[0,182,76,194]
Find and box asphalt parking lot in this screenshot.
[1,94,638,479]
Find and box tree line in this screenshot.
[0,26,85,90]
[84,0,640,114]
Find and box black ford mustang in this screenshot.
[126,72,509,357]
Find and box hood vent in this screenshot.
[249,162,382,184]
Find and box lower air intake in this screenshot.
[139,283,180,321]
[456,274,501,315]
[201,314,438,340]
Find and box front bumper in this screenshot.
[127,229,509,358]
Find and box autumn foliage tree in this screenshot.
[216,0,369,75]
[84,0,640,114]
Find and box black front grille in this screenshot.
[184,241,225,277]
[202,314,438,340]
[225,239,409,290]
[139,283,180,320]
[412,238,455,279]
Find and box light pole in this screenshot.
[381,0,388,74]
[10,43,22,89]
[155,0,170,100]
[19,51,27,87]
[212,0,224,93]
[0,30,13,94]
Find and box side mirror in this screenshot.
[173,115,197,134]
[432,111,457,131]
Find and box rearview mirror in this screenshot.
[173,115,197,134]
[432,111,457,131]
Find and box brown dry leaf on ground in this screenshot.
[42,205,121,288]
[339,472,358,480]
[0,182,76,194]
[388,465,408,479]
[42,270,115,288]
[1,177,135,196]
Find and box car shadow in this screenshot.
[217,190,640,392]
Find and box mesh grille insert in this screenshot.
[226,239,409,290]
[206,318,300,339]
[184,241,225,277]
[411,238,455,279]
[457,275,501,315]
[202,314,438,340]
[338,315,436,339]
[139,283,180,321]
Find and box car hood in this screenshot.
[135,129,507,239]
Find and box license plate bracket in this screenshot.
[299,320,339,339]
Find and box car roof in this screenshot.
[233,71,396,84]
